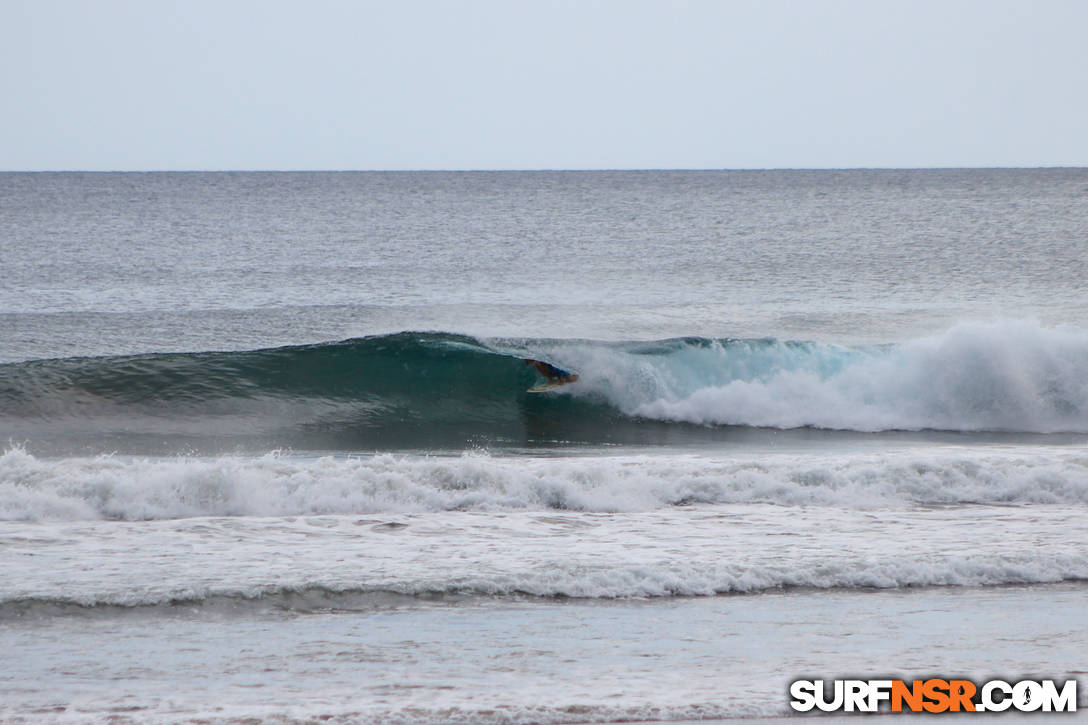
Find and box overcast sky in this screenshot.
[3,0,1086,170]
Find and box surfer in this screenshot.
[524,359,579,385]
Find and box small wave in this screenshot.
[4,552,1086,611]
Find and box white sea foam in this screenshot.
[541,320,1088,433]
[3,444,1088,521]
[3,504,1086,607]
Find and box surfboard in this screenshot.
[527,381,566,393]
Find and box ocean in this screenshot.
[1,169,1087,723]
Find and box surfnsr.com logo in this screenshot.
[789,679,1078,713]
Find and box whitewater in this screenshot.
[525,320,1088,433]
[2,170,1087,723]
[4,445,1088,521]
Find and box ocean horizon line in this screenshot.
[2,165,1086,174]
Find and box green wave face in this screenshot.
[0,332,628,452]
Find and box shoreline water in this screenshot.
[4,583,1086,723]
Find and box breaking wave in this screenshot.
[2,321,1087,452]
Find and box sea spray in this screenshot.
[623,321,1088,432]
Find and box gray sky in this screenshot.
[3,0,1086,170]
